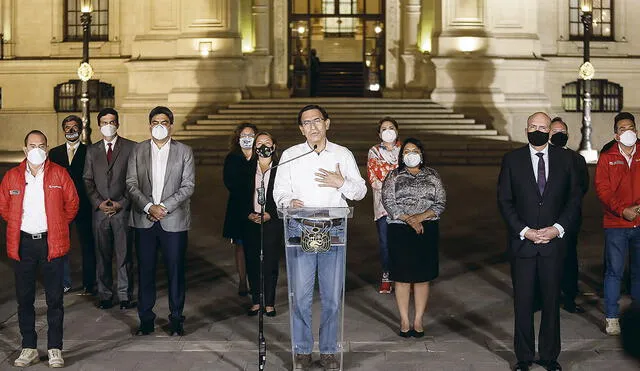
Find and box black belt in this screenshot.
[300,218,342,228]
[21,231,47,240]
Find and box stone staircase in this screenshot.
[173,98,521,165]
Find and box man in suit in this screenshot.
[549,117,590,313]
[498,112,582,371]
[126,106,195,336]
[48,115,96,295]
[83,108,137,310]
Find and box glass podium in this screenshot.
[277,207,353,371]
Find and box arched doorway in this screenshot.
[288,0,385,97]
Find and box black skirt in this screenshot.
[388,220,439,283]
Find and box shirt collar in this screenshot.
[306,139,335,153]
[529,143,549,157]
[151,138,171,151]
[618,142,636,159]
[66,141,79,150]
[104,135,118,147]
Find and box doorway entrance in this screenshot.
[288,0,385,97]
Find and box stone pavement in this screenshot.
[0,164,638,371]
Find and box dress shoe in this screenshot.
[78,288,97,296]
[294,353,312,370]
[247,306,261,316]
[135,321,154,336]
[512,361,532,371]
[538,360,562,371]
[119,300,136,310]
[265,308,277,317]
[169,320,185,336]
[97,300,113,309]
[563,301,585,314]
[411,329,425,338]
[398,329,412,338]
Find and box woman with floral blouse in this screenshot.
[367,117,401,294]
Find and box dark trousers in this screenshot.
[135,223,187,324]
[561,231,579,303]
[511,251,563,363]
[75,215,96,291]
[94,212,133,301]
[244,220,282,306]
[14,233,64,349]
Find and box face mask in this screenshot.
[239,136,254,149]
[619,130,638,147]
[27,148,47,165]
[151,124,169,141]
[100,124,117,137]
[403,152,421,168]
[256,145,274,158]
[65,131,80,142]
[550,132,568,147]
[381,129,397,143]
[527,130,549,147]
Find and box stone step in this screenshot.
[230,98,435,104]
[179,128,500,137]
[191,121,479,128]
[174,133,511,143]
[208,113,466,119]
[221,106,452,112]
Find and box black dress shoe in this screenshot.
[512,361,531,371]
[563,301,585,314]
[119,300,136,310]
[539,360,562,371]
[412,329,425,338]
[78,288,97,296]
[398,329,412,338]
[169,320,185,336]
[265,309,276,317]
[247,307,261,316]
[97,300,113,309]
[135,321,154,336]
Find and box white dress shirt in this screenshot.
[273,140,367,208]
[144,139,171,213]
[21,166,48,234]
[519,144,565,240]
[104,135,118,153]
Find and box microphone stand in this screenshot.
[255,144,317,371]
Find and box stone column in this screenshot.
[402,0,421,53]
[1,0,15,58]
[399,0,425,95]
[252,0,269,54]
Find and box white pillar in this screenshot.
[401,0,421,53]
[252,0,270,54]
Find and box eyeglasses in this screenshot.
[300,118,325,127]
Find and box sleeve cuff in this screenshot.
[520,226,530,240]
[143,203,153,214]
[553,223,565,238]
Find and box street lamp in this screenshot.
[78,0,93,144]
[578,0,598,163]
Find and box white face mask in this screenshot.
[239,136,254,149]
[27,148,47,166]
[381,129,397,143]
[100,124,117,138]
[403,152,422,168]
[151,124,169,141]
[619,130,638,147]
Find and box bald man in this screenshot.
[498,112,582,371]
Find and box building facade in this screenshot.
[0,0,638,149]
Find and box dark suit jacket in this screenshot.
[83,137,137,213]
[241,158,280,222]
[49,142,91,216]
[497,144,582,258]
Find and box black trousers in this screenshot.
[74,215,96,291]
[243,220,283,306]
[511,251,563,363]
[135,223,187,324]
[14,233,64,349]
[561,231,579,303]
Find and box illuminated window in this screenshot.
[569,0,613,41]
[562,79,622,112]
[64,0,109,42]
[323,0,357,36]
[54,80,115,112]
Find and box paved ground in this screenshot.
[0,163,638,370]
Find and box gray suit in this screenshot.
[126,138,195,324]
[126,139,195,231]
[83,136,137,302]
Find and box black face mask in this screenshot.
[256,145,274,158]
[550,132,568,147]
[528,130,549,147]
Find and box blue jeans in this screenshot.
[287,245,346,354]
[375,216,390,273]
[604,228,640,318]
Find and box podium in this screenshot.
[278,207,353,371]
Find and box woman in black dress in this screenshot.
[223,122,258,296]
[242,131,283,316]
[381,137,446,338]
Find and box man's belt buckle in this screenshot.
[31,233,43,240]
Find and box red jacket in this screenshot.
[0,160,79,261]
[595,142,640,228]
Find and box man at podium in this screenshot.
[273,104,367,370]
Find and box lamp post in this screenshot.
[78,0,93,144]
[578,0,598,163]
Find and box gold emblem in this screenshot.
[578,61,595,80]
[77,62,94,81]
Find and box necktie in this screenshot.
[67,146,75,165]
[536,152,546,195]
[107,143,113,164]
